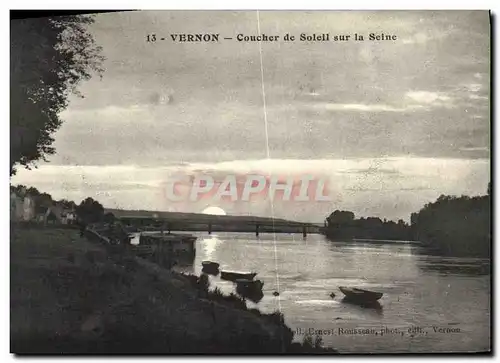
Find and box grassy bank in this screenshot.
[10,224,337,354]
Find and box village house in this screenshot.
[10,187,77,225]
[10,188,35,222]
[42,203,77,225]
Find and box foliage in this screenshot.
[198,274,210,292]
[302,333,314,348]
[10,15,104,175]
[11,184,82,217]
[103,212,116,224]
[326,210,355,225]
[314,334,324,348]
[297,333,327,353]
[58,199,78,210]
[264,310,286,325]
[324,210,410,241]
[324,185,491,257]
[410,190,491,257]
[10,184,40,197]
[206,287,247,310]
[76,197,105,224]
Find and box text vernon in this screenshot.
[433,326,461,333]
[170,34,220,42]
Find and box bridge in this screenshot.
[117,214,325,237]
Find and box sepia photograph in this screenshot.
[10,9,491,354]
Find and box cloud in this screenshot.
[464,83,482,93]
[405,91,451,104]
[148,91,174,106]
[313,91,455,114]
[459,146,489,152]
[45,11,489,166]
[11,157,490,223]
[469,94,488,100]
[338,167,402,176]
[314,103,423,113]
[401,32,429,45]
[346,186,432,192]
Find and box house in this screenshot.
[10,189,35,222]
[10,192,22,221]
[42,204,77,225]
[63,210,77,224]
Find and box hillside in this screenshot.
[10,225,335,354]
[105,208,311,226]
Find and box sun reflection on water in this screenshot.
[201,235,223,261]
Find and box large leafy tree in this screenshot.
[76,197,104,224]
[10,14,104,175]
[410,186,491,257]
[326,210,355,225]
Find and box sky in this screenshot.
[11,10,491,222]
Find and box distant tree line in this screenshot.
[324,210,411,241]
[324,182,491,258]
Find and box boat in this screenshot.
[201,261,220,275]
[235,278,264,289]
[338,286,383,302]
[235,279,264,303]
[220,271,257,282]
[202,261,220,269]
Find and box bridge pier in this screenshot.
[256,224,260,237]
[303,226,307,238]
[208,223,212,235]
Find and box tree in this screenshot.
[10,15,104,175]
[34,193,53,214]
[57,199,77,210]
[410,186,491,257]
[26,186,41,197]
[104,212,116,224]
[326,210,355,225]
[10,184,27,195]
[76,197,104,224]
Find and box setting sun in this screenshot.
[201,206,227,216]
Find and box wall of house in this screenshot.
[10,193,35,222]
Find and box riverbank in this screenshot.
[10,224,337,354]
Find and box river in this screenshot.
[165,232,490,353]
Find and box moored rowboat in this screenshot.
[338,286,383,302]
[201,261,220,269]
[235,278,264,289]
[201,260,220,275]
[220,271,257,281]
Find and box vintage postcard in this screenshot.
[10,10,491,354]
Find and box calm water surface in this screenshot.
[170,232,490,353]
